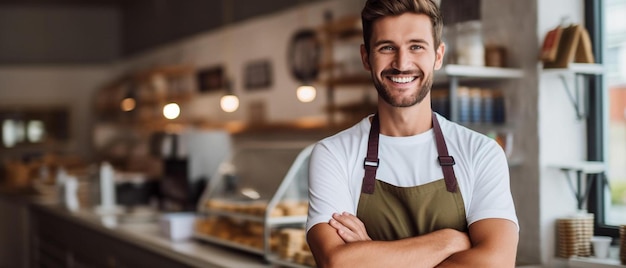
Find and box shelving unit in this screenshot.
[316,14,373,126]
[543,63,606,213]
[548,161,606,210]
[542,63,604,120]
[434,64,524,122]
[94,64,196,128]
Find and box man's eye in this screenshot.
[380,46,395,51]
[410,45,424,50]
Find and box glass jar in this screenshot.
[455,20,484,66]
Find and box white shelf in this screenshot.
[435,64,524,81]
[543,63,604,75]
[435,64,523,126]
[548,161,605,174]
[548,160,606,210]
[542,63,604,120]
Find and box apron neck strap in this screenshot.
[361,112,457,194]
[431,112,458,192]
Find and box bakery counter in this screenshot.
[28,203,271,268]
[0,188,272,268]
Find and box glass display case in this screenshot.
[194,141,315,267]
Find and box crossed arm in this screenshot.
[306,212,518,268]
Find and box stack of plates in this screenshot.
[619,225,626,265]
[556,213,594,258]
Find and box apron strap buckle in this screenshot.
[438,156,455,166]
[364,158,379,169]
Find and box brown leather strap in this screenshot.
[432,113,458,192]
[361,113,379,194]
[361,112,457,194]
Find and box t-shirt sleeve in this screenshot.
[466,141,519,230]
[306,141,357,233]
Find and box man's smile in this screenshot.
[389,76,417,84]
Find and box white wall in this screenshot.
[121,0,367,126]
[537,0,588,266]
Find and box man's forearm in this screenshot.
[437,219,519,268]
[308,224,470,268]
[437,247,513,268]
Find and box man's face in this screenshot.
[360,13,445,108]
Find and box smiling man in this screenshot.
[305,0,519,267]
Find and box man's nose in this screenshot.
[391,49,412,70]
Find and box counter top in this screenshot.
[37,206,271,268]
[1,186,271,268]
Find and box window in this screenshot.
[0,108,69,149]
[603,0,626,227]
[588,0,626,237]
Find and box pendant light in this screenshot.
[219,0,239,113]
[288,2,320,103]
[296,85,316,102]
[163,102,181,119]
[220,79,239,112]
[120,83,137,112]
[157,75,181,120]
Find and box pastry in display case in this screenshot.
[194,141,316,267]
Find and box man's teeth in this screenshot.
[390,77,415,83]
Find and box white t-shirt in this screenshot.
[306,113,518,233]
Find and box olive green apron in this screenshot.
[356,113,467,241]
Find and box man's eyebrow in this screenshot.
[408,38,430,46]
[372,39,395,47]
[372,38,430,47]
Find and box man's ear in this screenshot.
[360,44,371,71]
[434,42,446,70]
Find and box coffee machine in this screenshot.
[153,130,231,211]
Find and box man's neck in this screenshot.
[377,100,433,137]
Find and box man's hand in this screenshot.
[329,212,372,243]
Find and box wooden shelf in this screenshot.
[317,15,361,37]
[94,64,196,125]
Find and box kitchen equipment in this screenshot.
[152,130,232,211]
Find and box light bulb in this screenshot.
[163,103,180,119]
[220,95,239,112]
[297,85,316,103]
[27,120,45,142]
[120,97,136,112]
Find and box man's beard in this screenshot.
[373,69,433,108]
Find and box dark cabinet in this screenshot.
[30,206,193,268]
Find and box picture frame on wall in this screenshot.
[196,65,225,93]
[244,59,272,91]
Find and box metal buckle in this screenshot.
[438,156,455,166]
[363,158,379,169]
